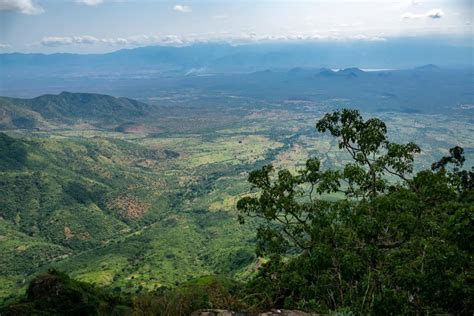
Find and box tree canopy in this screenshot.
[237,109,473,314]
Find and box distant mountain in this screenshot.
[337,67,366,77]
[415,64,441,71]
[319,68,337,77]
[2,66,472,115]
[0,92,152,130]
[0,38,472,81]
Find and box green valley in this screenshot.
[1,89,473,310]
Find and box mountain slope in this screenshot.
[0,132,177,300]
[0,131,256,302]
[0,92,152,130]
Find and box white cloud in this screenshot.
[229,32,387,43]
[0,0,44,15]
[39,32,390,48]
[40,35,187,47]
[402,8,444,19]
[41,37,70,47]
[0,43,11,49]
[75,35,100,44]
[173,4,191,13]
[161,35,184,45]
[75,0,103,6]
[351,34,386,41]
[41,36,100,47]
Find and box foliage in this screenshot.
[131,276,244,316]
[0,269,131,315]
[1,272,246,316]
[0,130,258,302]
[0,133,27,170]
[237,109,473,314]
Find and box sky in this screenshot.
[0,0,472,53]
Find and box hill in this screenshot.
[0,130,257,302]
[0,92,152,130]
[0,132,172,299]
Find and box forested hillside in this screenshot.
[0,130,259,301]
[0,92,152,129]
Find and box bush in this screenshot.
[0,269,130,315]
[132,276,244,315]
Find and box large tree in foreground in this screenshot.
[237,109,473,314]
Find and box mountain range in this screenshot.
[1,39,472,80]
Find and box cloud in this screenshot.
[41,36,100,47]
[161,35,184,45]
[39,32,390,48]
[230,32,387,44]
[0,43,11,49]
[75,0,103,6]
[402,8,444,19]
[41,35,144,47]
[0,0,44,15]
[40,34,187,47]
[173,4,191,13]
[351,34,386,41]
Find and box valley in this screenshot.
[1,73,473,303]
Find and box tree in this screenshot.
[237,109,473,314]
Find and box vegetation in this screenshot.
[1,109,471,314]
[1,270,247,316]
[0,269,131,315]
[0,125,262,302]
[0,92,151,130]
[237,109,473,313]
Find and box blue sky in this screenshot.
[0,0,472,53]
